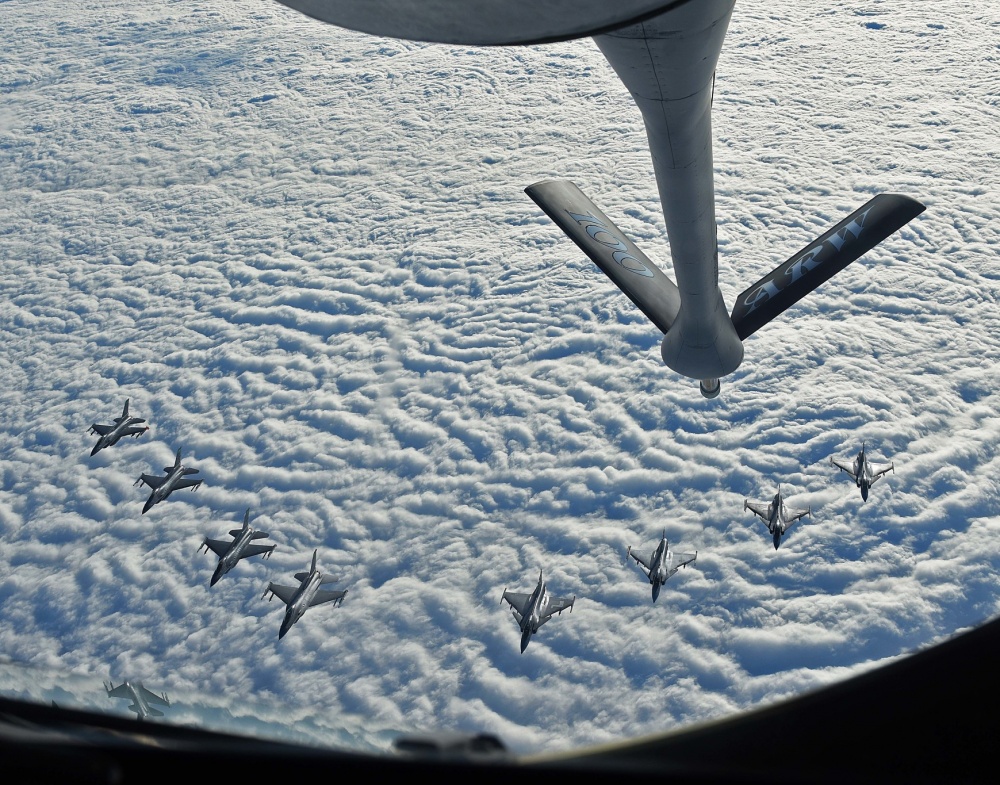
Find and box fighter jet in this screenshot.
[831,443,894,502]
[262,550,347,639]
[626,532,697,603]
[201,509,276,586]
[500,571,575,653]
[104,680,170,721]
[134,448,203,514]
[88,399,149,456]
[745,486,812,550]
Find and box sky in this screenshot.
[0,0,998,755]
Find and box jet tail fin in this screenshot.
[526,179,681,333]
[730,194,925,340]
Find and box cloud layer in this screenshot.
[0,0,997,754]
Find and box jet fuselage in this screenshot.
[211,527,255,586]
[855,449,874,500]
[143,465,186,512]
[648,539,668,602]
[122,681,152,720]
[518,578,547,652]
[141,460,200,514]
[280,570,323,639]
[91,417,142,455]
[769,493,788,548]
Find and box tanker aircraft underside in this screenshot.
[274,0,926,399]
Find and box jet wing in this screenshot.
[202,538,232,558]
[309,589,346,607]
[242,543,275,559]
[541,595,575,621]
[105,683,130,699]
[121,426,147,437]
[173,478,202,490]
[745,501,771,521]
[91,424,112,436]
[140,474,166,490]
[501,591,532,617]
[670,552,698,573]
[266,583,297,606]
[628,548,651,570]
[784,507,811,526]
[831,458,859,480]
[138,685,169,707]
[871,463,894,483]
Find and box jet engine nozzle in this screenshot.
[699,378,721,399]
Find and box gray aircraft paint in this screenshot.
[627,533,697,603]
[88,399,149,456]
[104,680,170,721]
[201,509,276,586]
[500,571,575,653]
[263,550,346,639]
[594,0,745,383]
[135,448,203,514]
[525,180,681,333]
[273,0,689,46]
[744,486,811,550]
[831,443,894,502]
[729,195,925,340]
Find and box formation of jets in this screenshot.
[502,442,898,647]
[77,0,921,669]
[88,402,344,641]
[87,400,896,654]
[505,438,898,647]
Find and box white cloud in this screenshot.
[0,0,996,757]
